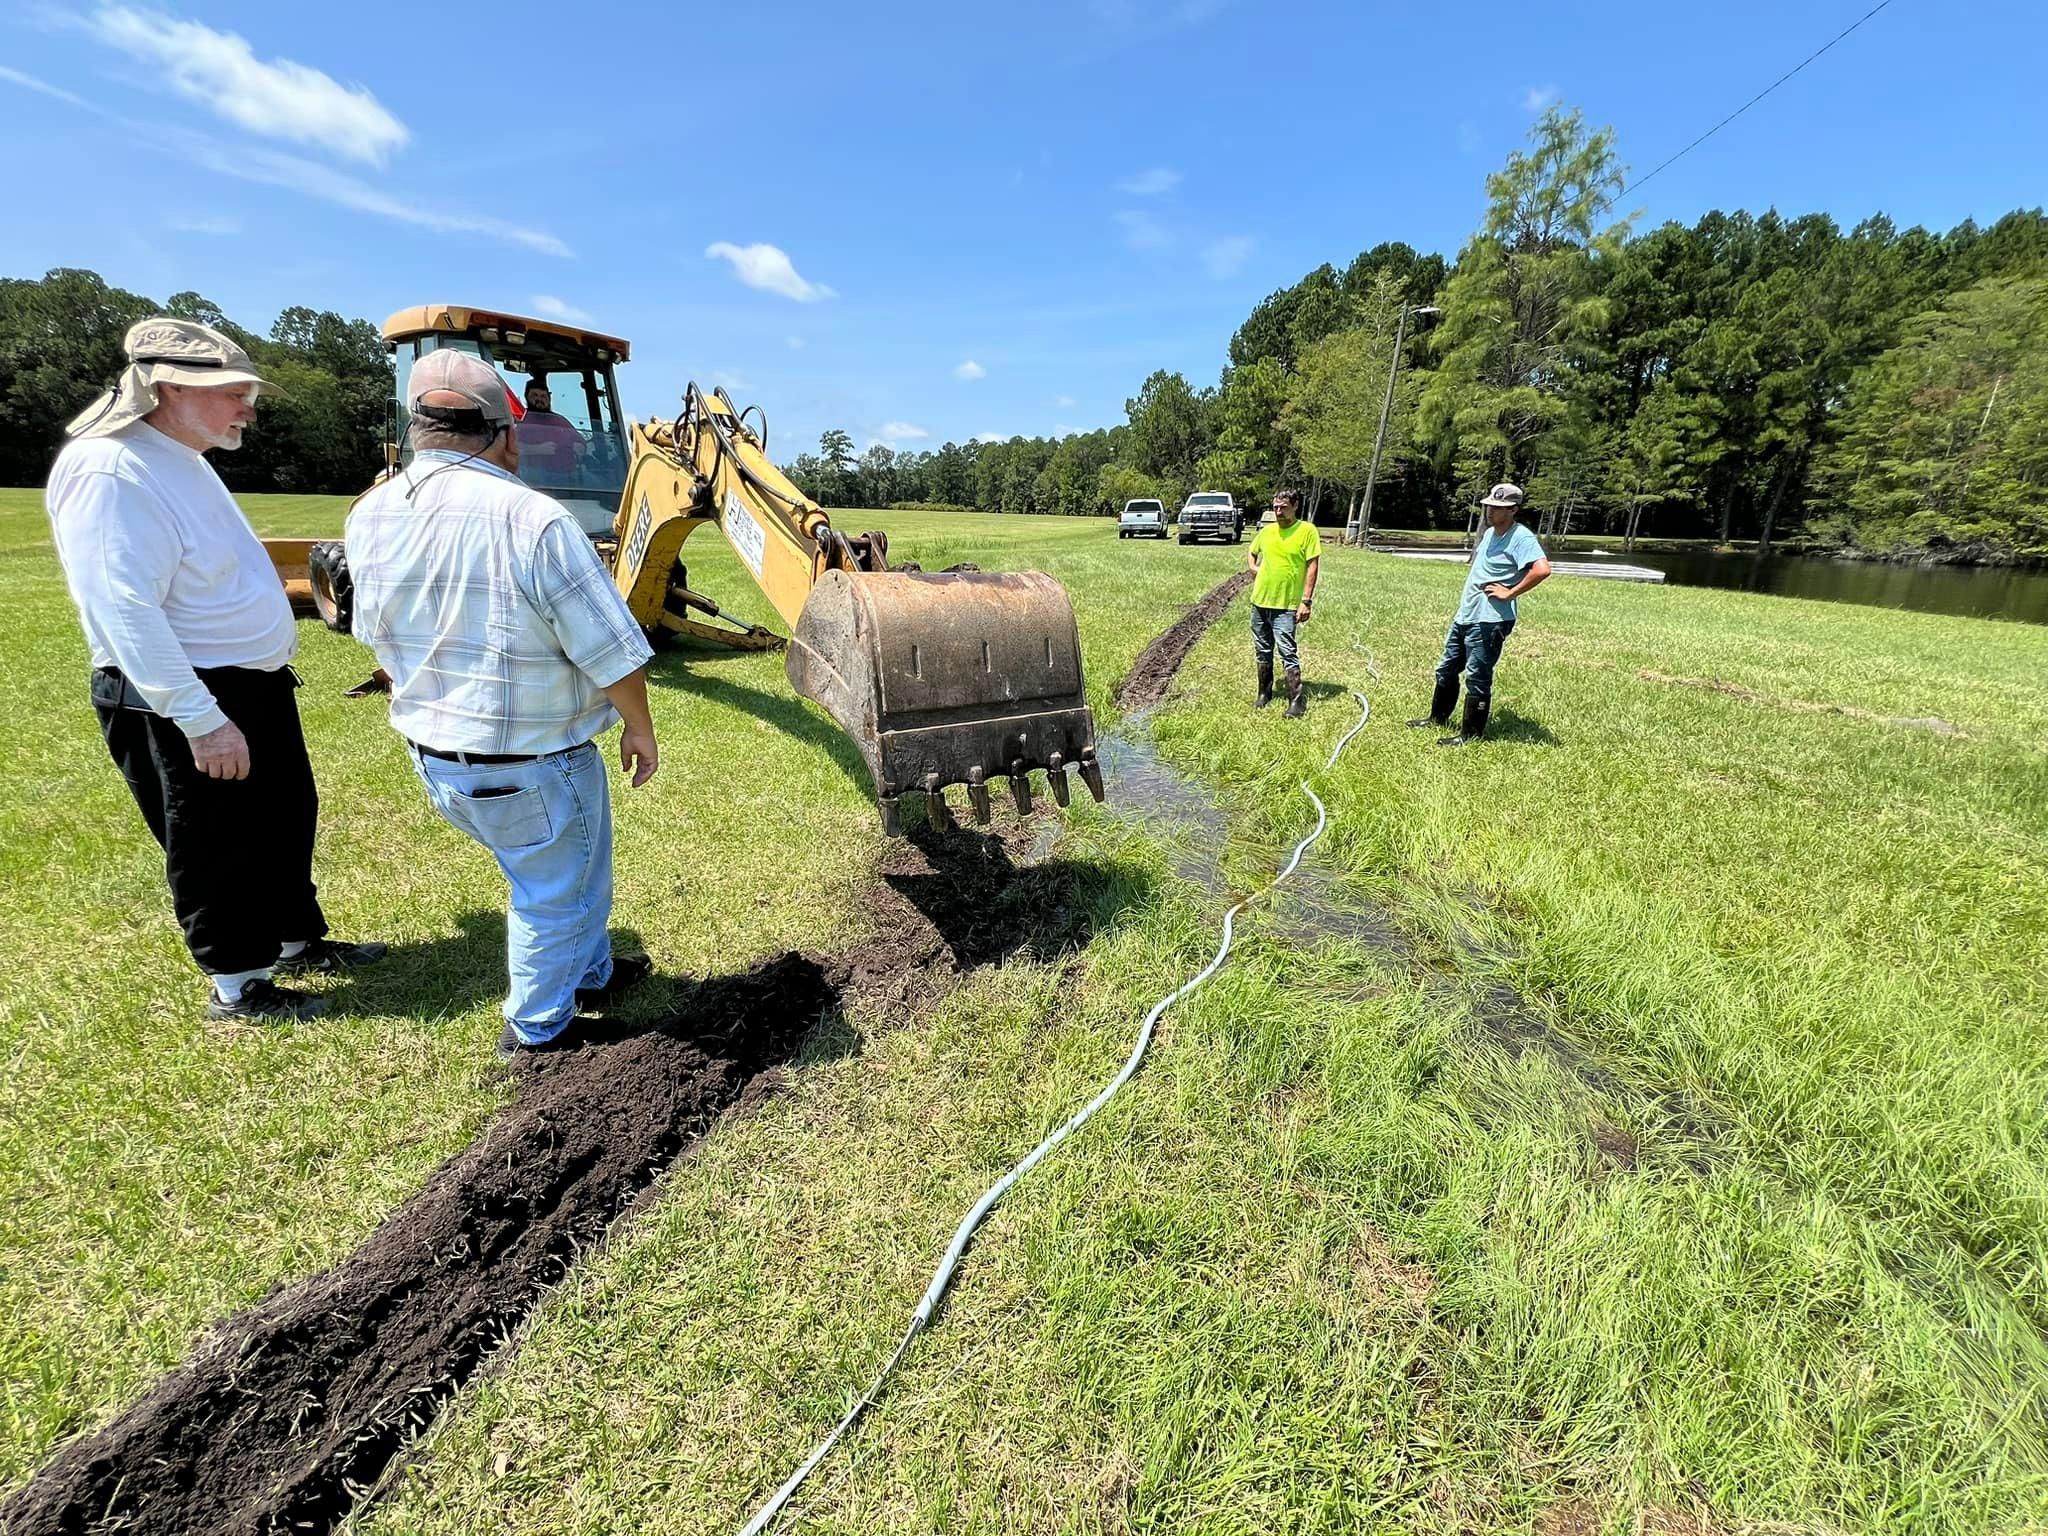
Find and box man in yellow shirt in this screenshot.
[1246,488,1320,717]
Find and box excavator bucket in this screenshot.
[788,568,1104,835]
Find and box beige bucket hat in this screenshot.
[66,317,273,439]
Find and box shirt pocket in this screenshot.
[447,783,553,849]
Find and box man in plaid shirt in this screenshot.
[346,349,661,1058]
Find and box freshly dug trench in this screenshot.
[1115,569,1253,711]
[3,816,1095,1536]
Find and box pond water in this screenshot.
[1563,546,2048,626]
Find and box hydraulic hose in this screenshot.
[737,691,1373,1535]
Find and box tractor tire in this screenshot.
[308,541,354,635]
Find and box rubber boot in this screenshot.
[1438,698,1489,747]
[1408,676,1458,729]
[1255,661,1274,709]
[1283,669,1306,718]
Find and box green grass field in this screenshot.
[2,489,2046,1534]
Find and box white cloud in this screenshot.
[954,359,987,381]
[531,294,593,324]
[1053,423,1078,437]
[1202,235,1254,279]
[180,137,570,255]
[878,421,930,443]
[169,213,240,236]
[85,6,408,166]
[1456,119,1483,156]
[704,241,835,301]
[0,68,566,256]
[973,432,1007,444]
[0,64,93,111]
[1114,208,1171,250]
[786,335,804,350]
[1115,166,1181,197]
[1054,394,1077,408]
[1522,83,1560,113]
[710,370,754,393]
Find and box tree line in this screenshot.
[0,268,391,495]
[790,109,2048,563]
[8,108,2045,563]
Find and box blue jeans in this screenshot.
[410,742,617,1043]
[1435,620,1515,710]
[1250,605,1299,672]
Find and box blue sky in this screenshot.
[3,1,2043,459]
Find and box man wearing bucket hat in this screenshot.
[345,348,660,1061]
[1408,482,1551,746]
[45,318,387,1022]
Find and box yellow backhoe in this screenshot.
[268,305,1103,835]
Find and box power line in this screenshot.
[1620,0,1897,198]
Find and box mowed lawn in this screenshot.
[2,487,2046,1534]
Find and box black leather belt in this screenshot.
[410,741,545,765]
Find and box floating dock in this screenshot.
[1368,547,1666,583]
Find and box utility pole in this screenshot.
[1346,303,1438,546]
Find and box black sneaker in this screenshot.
[206,978,328,1022]
[497,1014,609,1062]
[275,938,390,975]
[575,952,654,1009]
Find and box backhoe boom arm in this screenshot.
[610,384,1103,832]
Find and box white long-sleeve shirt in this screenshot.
[46,422,297,738]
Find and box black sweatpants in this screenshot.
[92,664,328,976]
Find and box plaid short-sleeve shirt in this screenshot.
[345,452,653,755]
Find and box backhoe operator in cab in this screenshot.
[517,377,583,485]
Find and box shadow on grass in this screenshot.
[1489,708,1561,746]
[648,651,872,794]
[322,916,654,1024]
[887,821,1139,969]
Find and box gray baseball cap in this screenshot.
[408,348,520,430]
[1482,482,1526,508]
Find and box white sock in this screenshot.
[279,941,308,960]
[212,966,272,1003]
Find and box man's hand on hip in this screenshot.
[190,720,251,780]
[619,723,659,787]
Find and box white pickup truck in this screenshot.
[1177,490,1241,544]
[1118,498,1168,538]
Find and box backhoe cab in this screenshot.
[274,305,1104,834]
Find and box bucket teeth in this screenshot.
[1008,759,1034,816]
[922,775,954,833]
[1078,752,1105,803]
[1048,767,1071,807]
[879,796,902,838]
[966,768,992,825]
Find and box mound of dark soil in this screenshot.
[1114,569,1253,711]
[4,813,1100,1536]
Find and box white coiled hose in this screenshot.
[739,691,1372,1534]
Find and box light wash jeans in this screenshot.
[410,742,617,1043]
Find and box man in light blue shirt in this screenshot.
[1408,482,1551,746]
